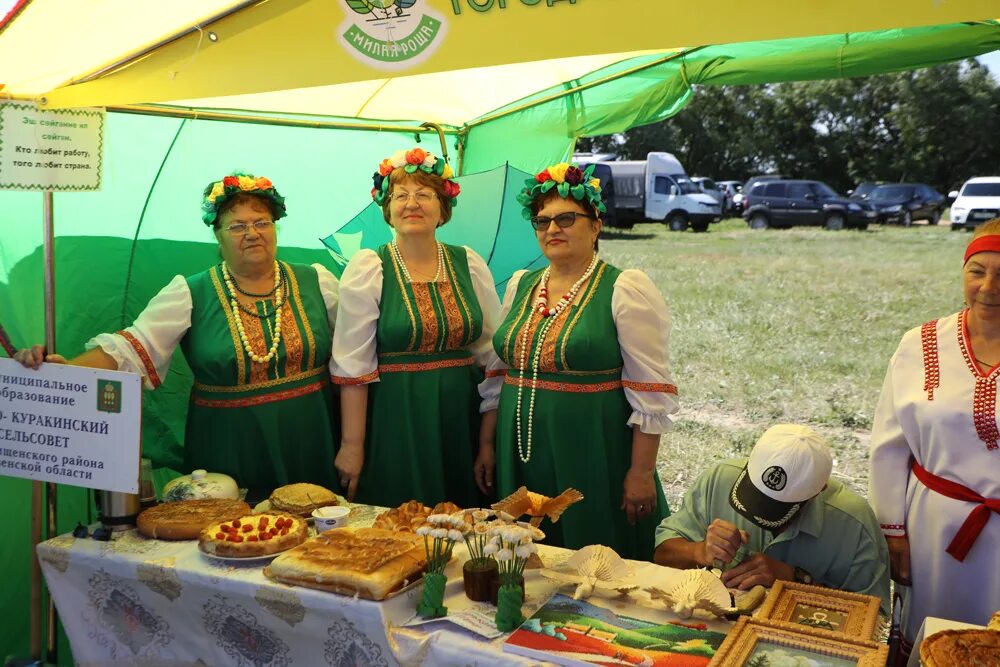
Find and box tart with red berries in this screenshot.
[198,513,307,558]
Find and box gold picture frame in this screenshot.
[755,580,882,639]
[711,617,889,666]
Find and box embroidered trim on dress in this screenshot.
[192,379,325,408]
[117,331,161,388]
[380,356,476,373]
[503,375,623,393]
[283,262,316,371]
[485,369,507,378]
[622,380,678,395]
[193,366,326,393]
[920,319,940,400]
[958,309,1000,450]
[332,370,379,386]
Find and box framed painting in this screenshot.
[756,581,882,639]
[711,617,889,667]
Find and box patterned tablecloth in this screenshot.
[37,504,730,667]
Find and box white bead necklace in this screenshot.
[390,240,445,283]
[223,261,283,365]
[515,254,600,463]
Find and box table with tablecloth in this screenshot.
[36,503,733,667]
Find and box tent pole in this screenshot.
[419,122,448,162]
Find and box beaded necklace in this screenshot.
[515,254,600,463]
[222,261,283,365]
[390,241,445,283]
[224,263,287,318]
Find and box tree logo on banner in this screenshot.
[338,0,448,70]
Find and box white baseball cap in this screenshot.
[729,424,833,530]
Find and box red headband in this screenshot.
[964,235,1000,264]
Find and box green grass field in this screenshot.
[598,219,965,505]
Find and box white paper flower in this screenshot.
[428,513,450,525]
[431,528,448,539]
[472,509,492,522]
[446,529,463,542]
[496,548,514,561]
[515,545,533,559]
[473,523,490,534]
[390,149,408,167]
[496,510,516,523]
[516,521,546,541]
[422,153,436,169]
[483,542,499,556]
[450,515,466,529]
[416,526,431,536]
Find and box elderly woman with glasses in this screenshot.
[331,148,501,508]
[15,173,342,502]
[475,162,678,560]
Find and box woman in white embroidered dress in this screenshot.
[870,218,1000,664]
[477,162,678,560]
[332,148,502,508]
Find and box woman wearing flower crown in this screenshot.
[331,148,501,508]
[15,174,341,501]
[476,162,679,560]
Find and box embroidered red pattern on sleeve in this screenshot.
[957,310,1000,451]
[117,330,161,389]
[332,370,379,386]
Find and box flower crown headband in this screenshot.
[516,162,606,220]
[371,148,460,207]
[202,173,287,227]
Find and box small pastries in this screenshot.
[371,500,464,533]
[269,483,340,516]
[920,628,1000,667]
[199,513,307,558]
[264,527,426,600]
[492,486,584,524]
[137,498,251,540]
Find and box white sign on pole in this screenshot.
[0,358,141,493]
[0,101,104,191]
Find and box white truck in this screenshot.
[582,152,721,232]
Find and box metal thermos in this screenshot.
[94,489,141,531]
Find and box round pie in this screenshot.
[198,513,307,558]
[137,498,251,540]
[920,628,1000,667]
[269,483,340,516]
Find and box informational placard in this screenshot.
[0,358,140,493]
[0,101,104,191]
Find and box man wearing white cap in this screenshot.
[653,424,889,614]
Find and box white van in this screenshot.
[597,152,721,232]
[950,177,1000,231]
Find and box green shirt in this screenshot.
[655,458,890,615]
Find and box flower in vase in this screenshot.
[496,548,514,561]
[448,529,464,542]
[515,544,535,559]
[484,540,499,556]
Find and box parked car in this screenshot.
[950,177,1000,231]
[742,179,877,230]
[743,174,784,197]
[867,183,946,226]
[692,177,724,205]
[848,182,882,200]
[717,180,743,216]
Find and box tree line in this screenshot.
[579,60,1000,195]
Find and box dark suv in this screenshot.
[742,179,876,230]
[867,183,945,226]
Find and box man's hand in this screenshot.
[886,536,911,586]
[697,519,749,567]
[720,552,795,590]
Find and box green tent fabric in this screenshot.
[1,19,1000,663]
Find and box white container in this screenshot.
[162,469,239,502]
[312,505,351,533]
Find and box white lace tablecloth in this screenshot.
[37,504,730,667]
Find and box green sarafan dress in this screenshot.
[333,243,500,509]
[179,262,338,502]
[493,261,678,561]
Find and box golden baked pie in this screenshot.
[136,498,251,540]
[370,500,465,533]
[264,527,426,600]
[269,483,340,516]
[198,513,307,558]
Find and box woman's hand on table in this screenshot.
[473,442,495,495]
[334,443,364,501]
[14,345,67,369]
[720,552,795,590]
[622,466,656,525]
[886,535,911,586]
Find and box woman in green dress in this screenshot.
[332,148,502,508]
[15,173,341,502]
[476,162,679,560]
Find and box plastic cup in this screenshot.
[312,506,350,533]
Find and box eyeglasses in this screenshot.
[390,190,437,205]
[225,220,275,235]
[529,212,595,231]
